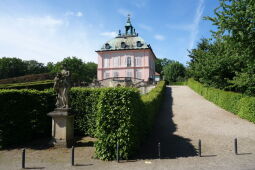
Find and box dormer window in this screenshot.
[137,41,142,47]
[121,42,126,48]
[105,43,110,49]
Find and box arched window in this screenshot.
[136,41,142,47]
[121,42,126,48]
[105,43,110,49]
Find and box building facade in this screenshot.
[96,15,156,83]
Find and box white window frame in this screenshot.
[113,71,119,77]
[104,56,110,68]
[135,56,141,67]
[126,69,132,77]
[104,71,110,79]
[113,56,120,67]
[136,69,142,79]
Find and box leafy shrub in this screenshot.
[0,80,53,90]
[95,81,166,160]
[169,81,187,86]
[69,88,102,136]
[95,88,142,160]
[0,89,55,148]
[187,79,255,123]
[141,81,166,135]
[238,97,255,123]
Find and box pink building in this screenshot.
[96,15,156,83]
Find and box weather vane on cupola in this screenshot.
[118,14,138,37]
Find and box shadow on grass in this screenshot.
[138,87,197,159]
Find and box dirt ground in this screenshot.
[1,85,255,170]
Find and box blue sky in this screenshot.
[0,0,219,65]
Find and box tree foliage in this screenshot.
[163,61,186,82]
[0,57,98,86]
[48,57,97,85]
[155,58,174,75]
[188,0,255,95]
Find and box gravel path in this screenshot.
[1,85,255,170]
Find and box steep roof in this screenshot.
[98,35,150,51]
[96,15,157,59]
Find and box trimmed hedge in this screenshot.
[0,81,166,160]
[187,79,255,123]
[70,88,102,136]
[0,80,53,90]
[95,81,166,160]
[0,89,55,148]
[0,73,53,84]
[95,88,143,160]
[169,81,187,86]
[141,81,166,135]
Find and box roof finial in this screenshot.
[127,14,131,23]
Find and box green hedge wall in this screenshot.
[69,88,102,137]
[141,81,166,135]
[0,89,55,148]
[187,79,255,123]
[95,81,166,160]
[95,88,143,160]
[0,80,54,91]
[0,81,166,160]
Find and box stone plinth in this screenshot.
[47,108,74,148]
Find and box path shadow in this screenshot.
[24,167,45,169]
[237,153,252,155]
[1,137,52,151]
[138,87,197,159]
[74,163,93,166]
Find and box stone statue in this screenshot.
[53,68,71,108]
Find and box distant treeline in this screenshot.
[0,57,97,85]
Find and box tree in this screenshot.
[84,62,97,83]
[155,58,174,75]
[50,57,97,86]
[163,61,186,82]
[0,57,27,79]
[24,60,48,74]
[188,0,255,95]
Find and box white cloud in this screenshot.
[0,15,100,64]
[17,16,63,28]
[139,24,152,31]
[64,11,83,17]
[188,0,205,49]
[100,32,117,38]
[117,8,132,17]
[76,12,83,17]
[154,34,165,41]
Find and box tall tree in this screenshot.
[0,57,27,79]
[163,61,186,82]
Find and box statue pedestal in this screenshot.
[47,108,74,148]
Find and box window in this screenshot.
[121,42,126,48]
[136,41,142,47]
[104,71,110,79]
[113,72,119,77]
[127,57,131,67]
[126,70,132,77]
[113,57,120,67]
[104,57,110,68]
[135,57,141,66]
[136,70,142,79]
[105,43,110,49]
